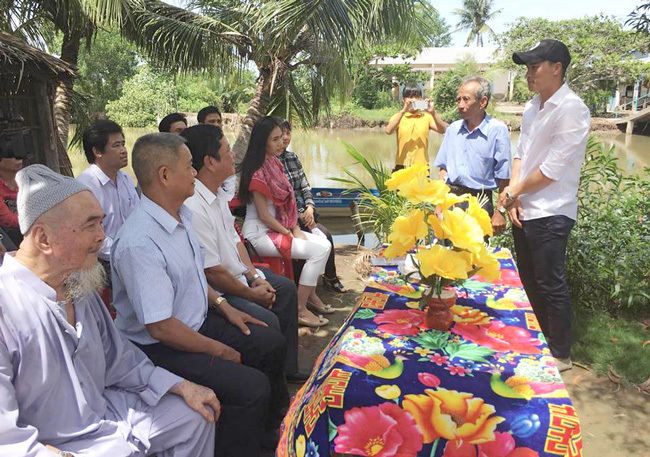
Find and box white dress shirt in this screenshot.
[77,164,139,261]
[185,179,251,286]
[516,83,591,221]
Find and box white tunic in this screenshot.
[0,254,214,456]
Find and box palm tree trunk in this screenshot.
[232,69,272,165]
[53,30,81,176]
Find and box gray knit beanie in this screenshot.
[16,164,90,234]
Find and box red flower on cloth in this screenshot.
[445,365,468,377]
[374,310,425,336]
[334,402,424,457]
[443,431,539,457]
[452,321,543,354]
[428,354,450,366]
[418,372,441,388]
[491,269,524,287]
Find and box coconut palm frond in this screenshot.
[453,0,501,47]
[120,0,241,71]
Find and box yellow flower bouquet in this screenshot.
[382,164,501,328]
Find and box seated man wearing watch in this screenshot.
[182,125,307,383]
[433,76,511,233]
[111,133,289,456]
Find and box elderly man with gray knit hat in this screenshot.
[0,164,218,457]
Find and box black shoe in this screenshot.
[286,371,311,383]
[324,276,347,293]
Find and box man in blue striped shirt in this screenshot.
[433,76,511,234]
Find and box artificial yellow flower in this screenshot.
[440,207,484,254]
[467,196,493,237]
[402,388,505,444]
[427,214,444,240]
[383,240,412,259]
[375,384,402,400]
[385,163,430,190]
[415,245,471,280]
[398,179,450,205]
[438,192,469,211]
[472,245,501,281]
[388,209,428,246]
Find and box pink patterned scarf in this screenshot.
[249,155,298,263]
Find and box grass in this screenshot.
[339,105,397,123]
[572,308,650,385]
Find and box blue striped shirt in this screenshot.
[433,115,511,190]
[111,195,208,345]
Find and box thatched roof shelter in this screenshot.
[0,31,77,174]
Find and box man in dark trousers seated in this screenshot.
[111,132,289,456]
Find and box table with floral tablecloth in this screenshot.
[277,249,582,457]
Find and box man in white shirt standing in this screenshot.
[499,40,591,372]
[77,120,139,270]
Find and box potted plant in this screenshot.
[382,164,501,330]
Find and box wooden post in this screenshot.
[36,82,60,172]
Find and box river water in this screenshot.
[67,127,649,243]
[69,127,650,188]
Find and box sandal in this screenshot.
[324,277,347,293]
[298,314,329,328]
[307,301,336,315]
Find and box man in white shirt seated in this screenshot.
[0,164,218,456]
[500,39,591,372]
[182,125,308,383]
[77,120,139,275]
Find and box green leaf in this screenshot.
[354,309,378,320]
[412,330,450,351]
[443,342,496,363]
[328,415,338,441]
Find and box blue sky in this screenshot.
[434,0,641,46]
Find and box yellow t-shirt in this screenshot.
[389,111,434,166]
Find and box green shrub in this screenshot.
[567,136,650,314]
[581,89,612,117]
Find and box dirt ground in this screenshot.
[275,245,650,457]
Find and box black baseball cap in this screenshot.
[513,39,571,69]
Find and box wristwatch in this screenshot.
[211,296,227,310]
[248,272,261,283]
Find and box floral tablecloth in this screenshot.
[277,249,582,457]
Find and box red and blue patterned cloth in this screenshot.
[278,249,582,457]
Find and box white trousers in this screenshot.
[249,231,331,287]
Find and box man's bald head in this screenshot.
[132,133,187,190]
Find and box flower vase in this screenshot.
[424,289,456,331]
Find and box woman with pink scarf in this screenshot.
[240,117,333,328]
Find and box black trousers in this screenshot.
[512,215,575,359]
[137,309,289,457]
[448,184,494,216]
[224,267,299,374]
